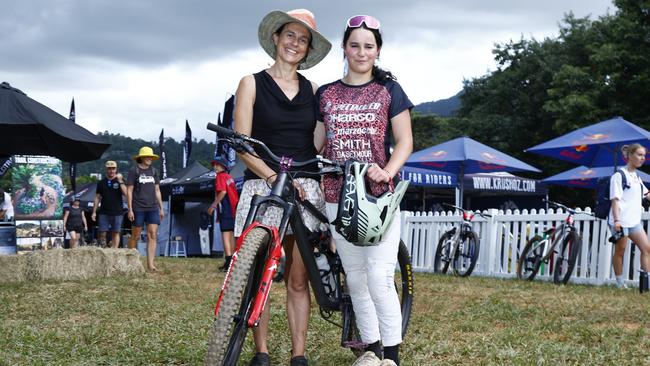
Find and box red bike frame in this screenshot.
[213,221,283,328]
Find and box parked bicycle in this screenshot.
[204,124,414,365]
[434,203,491,277]
[516,199,589,285]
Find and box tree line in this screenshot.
[412,0,650,207]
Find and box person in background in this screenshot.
[207,156,239,272]
[0,188,13,222]
[63,198,88,249]
[316,14,413,366]
[233,8,331,366]
[609,143,650,289]
[127,146,164,272]
[92,160,127,248]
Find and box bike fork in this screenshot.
[247,237,283,327]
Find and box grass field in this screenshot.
[1,257,649,365]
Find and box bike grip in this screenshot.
[206,122,234,137]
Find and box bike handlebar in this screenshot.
[207,123,342,175]
[543,198,594,216]
[442,203,492,218]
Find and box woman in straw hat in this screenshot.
[233,8,331,366]
[126,146,164,272]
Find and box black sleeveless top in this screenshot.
[244,70,319,181]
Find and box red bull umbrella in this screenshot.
[526,117,650,168]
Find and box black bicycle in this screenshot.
[204,123,414,365]
[516,199,587,285]
[433,203,490,277]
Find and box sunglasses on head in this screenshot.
[346,15,381,30]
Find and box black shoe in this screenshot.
[273,271,284,282]
[290,355,308,366]
[249,352,270,366]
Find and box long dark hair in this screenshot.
[343,24,395,82]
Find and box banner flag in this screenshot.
[159,129,167,179]
[68,98,77,195]
[183,120,192,168]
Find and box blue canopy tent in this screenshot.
[526,117,650,168]
[543,165,650,189]
[405,137,541,207]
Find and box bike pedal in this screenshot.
[342,340,367,350]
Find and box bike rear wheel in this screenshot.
[553,231,581,285]
[205,227,270,366]
[516,235,544,281]
[434,231,454,274]
[342,240,414,355]
[453,231,479,277]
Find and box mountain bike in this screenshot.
[516,199,589,285]
[434,203,490,277]
[204,123,414,365]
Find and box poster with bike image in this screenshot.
[12,155,65,220]
[12,156,65,254]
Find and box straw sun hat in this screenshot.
[132,146,159,161]
[258,9,331,70]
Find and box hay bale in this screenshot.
[0,247,145,283]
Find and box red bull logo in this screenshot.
[422,161,447,169]
[478,162,506,171]
[586,133,609,140]
[568,179,590,187]
[481,152,506,164]
[560,149,585,160]
[574,145,589,152]
[427,150,447,159]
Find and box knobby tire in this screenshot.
[205,227,270,366]
[434,231,454,274]
[453,231,479,277]
[553,231,581,285]
[517,235,544,281]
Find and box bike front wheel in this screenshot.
[553,231,581,285]
[452,230,480,277]
[205,227,270,366]
[434,231,454,274]
[516,235,544,281]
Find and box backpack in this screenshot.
[594,169,629,219]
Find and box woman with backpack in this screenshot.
[609,143,650,289]
[127,146,164,272]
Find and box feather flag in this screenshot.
[159,129,167,179]
[68,98,77,195]
[183,119,192,168]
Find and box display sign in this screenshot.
[12,155,65,254]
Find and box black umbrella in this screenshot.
[0,82,110,162]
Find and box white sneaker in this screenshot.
[616,282,629,289]
[379,359,398,366]
[352,351,381,366]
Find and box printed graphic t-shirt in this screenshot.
[215,171,239,216]
[316,79,413,203]
[126,166,160,211]
[96,177,124,215]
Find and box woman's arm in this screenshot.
[234,75,277,183]
[126,185,134,221]
[314,122,326,154]
[63,210,69,228]
[155,184,164,219]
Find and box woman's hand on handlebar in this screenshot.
[368,163,391,184]
[293,180,306,201]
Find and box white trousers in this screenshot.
[326,203,403,347]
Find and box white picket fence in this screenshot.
[400,208,649,287]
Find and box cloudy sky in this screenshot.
[1,0,615,143]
